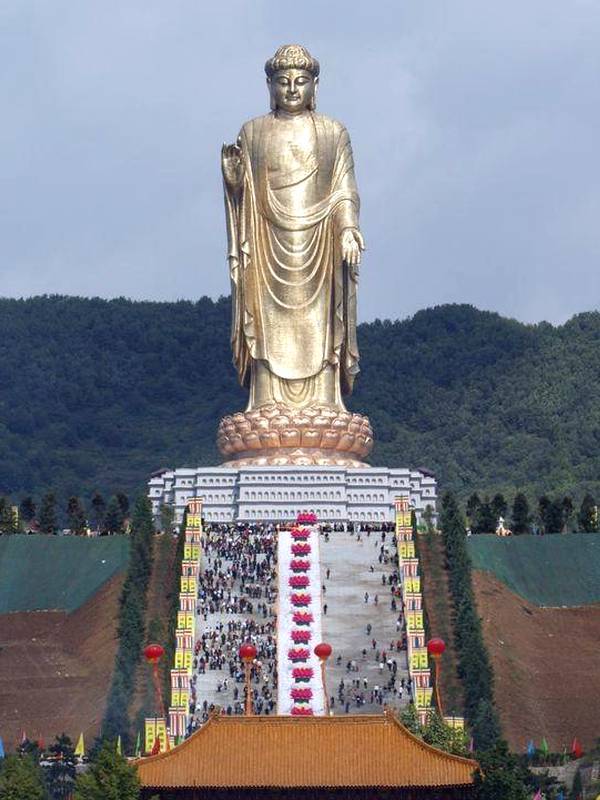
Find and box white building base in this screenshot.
[148,464,437,524]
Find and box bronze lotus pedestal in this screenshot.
[217,403,373,468]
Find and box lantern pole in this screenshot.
[314,643,332,716]
[244,660,253,716]
[433,654,443,717]
[239,643,257,717]
[426,638,446,719]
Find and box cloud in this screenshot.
[0,0,598,323]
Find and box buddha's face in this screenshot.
[268,69,317,114]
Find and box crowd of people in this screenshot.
[189,523,279,727]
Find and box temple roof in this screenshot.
[136,714,478,789]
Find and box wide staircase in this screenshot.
[320,526,410,714]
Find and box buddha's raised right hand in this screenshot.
[221,142,244,192]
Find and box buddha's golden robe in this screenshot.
[224,111,361,411]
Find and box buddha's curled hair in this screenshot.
[265,44,320,78]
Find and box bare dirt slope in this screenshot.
[0,574,122,750]
[473,570,600,752]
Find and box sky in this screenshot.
[1,1,599,324]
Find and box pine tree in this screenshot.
[44,733,77,800]
[73,741,140,800]
[473,741,529,800]
[473,497,496,534]
[66,497,87,535]
[511,493,530,535]
[116,492,130,518]
[491,493,508,522]
[577,493,598,532]
[399,703,422,735]
[471,698,501,751]
[466,493,481,524]
[19,496,36,523]
[561,496,574,533]
[0,497,17,534]
[90,492,106,532]
[0,754,48,800]
[104,497,125,535]
[39,492,58,534]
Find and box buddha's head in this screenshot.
[265,44,319,113]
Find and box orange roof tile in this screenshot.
[136,714,478,789]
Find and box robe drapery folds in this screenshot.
[224,112,361,408]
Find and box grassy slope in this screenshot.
[467,534,600,607]
[0,535,129,613]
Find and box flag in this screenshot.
[151,736,161,756]
[134,731,141,758]
[116,735,122,756]
[540,737,549,756]
[0,737,5,759]
[74,733,85,758]
[20,730,27,744]
[556,791,564,800]
[527,740,535,758]
[468,737,474,753]
[38,734,45,751]
[533,790,542,800]
[571,737,583,759]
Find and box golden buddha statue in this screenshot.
[218,45,373,466]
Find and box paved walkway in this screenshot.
[320,527,410,714]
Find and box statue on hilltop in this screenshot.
[218,45,373,467]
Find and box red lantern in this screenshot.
[144,643,165,663]
[427,637,446,658]
[314,642,332,660]
[239,642,257,662]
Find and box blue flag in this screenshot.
[556,792,564,800]
[527,740,535,757]
[0,737,4,758]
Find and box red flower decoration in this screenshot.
[291,629,311,644]
[292,667,314,681]
[297,512,317,524]
[291,687,313,701]
[291,528,310,540]
[293,611,313,625]
[289,574,309,588]
[292,543,311,556]
[288,647,310,662]
[290,559,311,572]
[291,593,311,606]
[291,706,314,716]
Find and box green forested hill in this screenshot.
[1,295,599,505]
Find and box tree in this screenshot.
[0,497,17,534]
[0,754,48,800]
[73,740,140,800]
[491,493,508,522]
[116,492,129,517]
[466,493,481,525]
[422,504,435,534]
[538,496,564,534]
[473,497,496,534]
[90,493,106,532]
[39,492,58,534]
[399,703,422,735]
[104,497,125,535]
[578,493,598,532]
[471,698,501,751]
[159,503,174,534]
[511,493,530,535]
[44,734,77,800]
[561,496,574,533]
[66,497,87,535]
[474,741,529,800]
[422,710,469,756]
[19,496,36,523]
